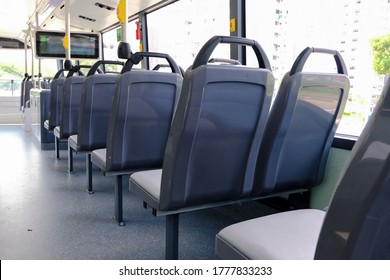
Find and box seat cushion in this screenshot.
[44,120,51,131]
[68,135,78,151]
[215,209,326,260]
[129,169,162,210]
[91,148,107,172]
[53,126,61,138]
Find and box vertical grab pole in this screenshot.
[24,31,28,78]
[23,30,29,109]
[29,28,35,88]
[117,0,129,43]
[122,0,128,43]
[36,11,42,89]
[64,0,71,63]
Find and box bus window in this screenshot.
[102,20,140,71]
[39,58,58,78]
[0,47,57,89]
[147,0,230,70]
[246,0,390,137]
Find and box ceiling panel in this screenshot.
[39,0,170,33]
[0,0,36,39]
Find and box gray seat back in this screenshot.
[76,60,124,151]
[47,76,65,130]
[20,75,28,109]
[59,76,85,138]
[23,79,33,108]
[40,79,51,89]
[105,52,183,171]
[315,78,390,259]
[159,36,275,211]
[252,47,350,195]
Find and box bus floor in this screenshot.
[0,125,278,260]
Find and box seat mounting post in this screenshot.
[68,145,73,173]
[86,153,94,194]
[114,175,125,226]
[166,214,179,260]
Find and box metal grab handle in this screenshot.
[152,64,170,70]
[121,52,182,75]
[66,65,91,78]
[290,47,348,75]
[191,35,271,70]
[208,58,241,65]
[53,69,67,80]
[87,60,125,76]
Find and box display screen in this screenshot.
[35,31,100,59]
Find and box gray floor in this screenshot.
[0,97,22,124]
[0,125,277,260]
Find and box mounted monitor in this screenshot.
[35,31,100,59]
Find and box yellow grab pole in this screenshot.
[64,0,71,62]
[117,0,128,43]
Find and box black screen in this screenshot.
[35,31,100,59]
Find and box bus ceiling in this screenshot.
[0,0,177,43]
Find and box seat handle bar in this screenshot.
[87,60,125,76]
[66,65,92,78]
[290,47,348,75]
[191,35,271,71]
[121,52,182,75]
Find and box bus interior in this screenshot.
[0,0,389,260]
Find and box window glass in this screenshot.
[102,20,139,72]
[147,0,230,70]
[0,48,59,96]
[246,0,390,137]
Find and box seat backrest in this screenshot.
[23,79,33,108]
[252,47,350,196]
[40,80,51,89]
[315,78,390,259]
[59,76,85,138]
[76,60,124,150]
[105,52,183,171]
[20,75,28,109]
[159,36,275,211]
[47,76,65,130]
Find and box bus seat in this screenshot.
[67,60,123,182]
[23,75,51,111]
[20,74,28,110]
[129,36,275,259]
[215,77,390,260]
[40,79,51,90]
[43,69,67,131]
[53,75,85,159]
[90,52,183,225]
[22,77,33,110]
[252,47,350,197]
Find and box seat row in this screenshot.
[44,49,183,227]
[44,35,350,259]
